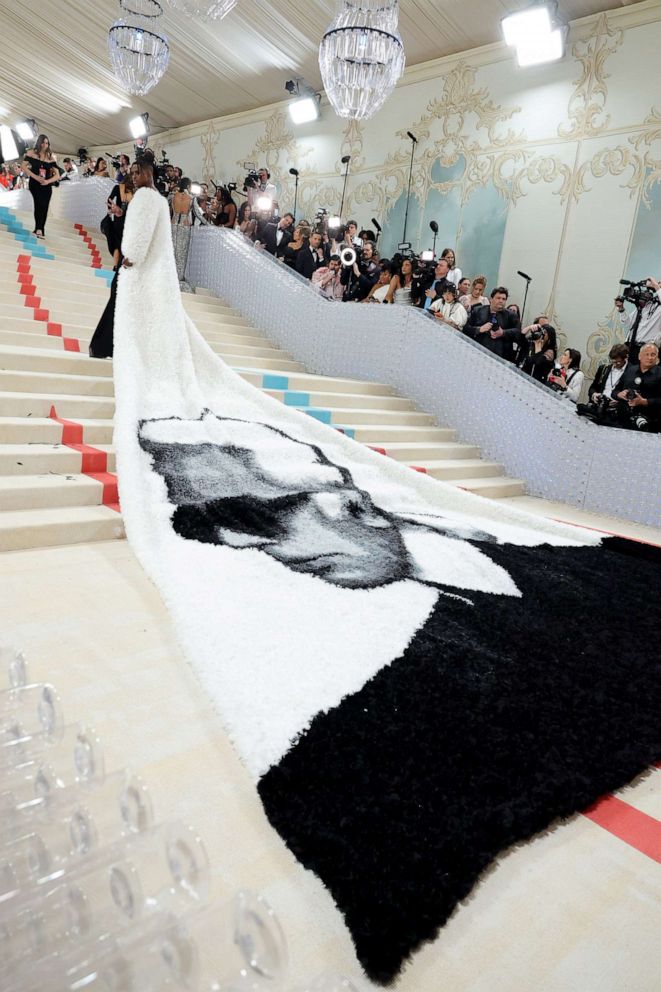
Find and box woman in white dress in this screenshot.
[385,258,415,306]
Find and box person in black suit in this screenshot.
[296,232,328,280]
[612,342,661,431]
[261,213,294,257]
[467,287,521,361]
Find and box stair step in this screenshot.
[268,390,414,412]
[446,476,527,498]
[0,370,114,396]
[0,391,115,419]
[0,417,113,444]
[290,407,436,426]
[0,473,105,511]
[415,459,506,480]
[0,345,113,377]
[0,505,125,553]
[0,443,115,475]
[370,442,481,462]
[341,425,455,442]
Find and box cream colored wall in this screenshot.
[93,1,661,375]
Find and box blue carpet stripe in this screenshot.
[262,374,289,390]
[0,207,55,259]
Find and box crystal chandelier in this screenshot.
[165,0,238,18]
[108,0,170,96]
[319,0,406,121]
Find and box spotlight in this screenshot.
[129,113,150,139]
[15,119,37,141]
[288,95,320,125]
[190,183,202,196]
[502,3,567,67]
[0,125,20,162]
[419,250,434,262]
[328,215,342,230]
[256,195,273,211]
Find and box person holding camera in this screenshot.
[467,287,521,359]
[615,277,661,362]
[612,343,661,431]
[296,231,328,280]
[341,240,379,301]
[419,258,452,310]
[547,349,584,403]
[247,167,277,212]
[312,255,344,300]
[576,343,629,424]
[519,316,558,378]
[430,283,468,330]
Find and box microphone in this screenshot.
[407,131,418,143]
[371,217,381,232]
[341,155,351,164]
[619,278,637,286]
[289,167,299,176]
[429,220,439,234]
[517,270,532,281]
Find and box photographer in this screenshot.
[312,254,344,301]
[430,283,468,330]
[615,277,661,362]
[115,154,131,183]
[340,240,379,301]
[61,157,78,179]
[247,167,277,213]
[213,187,237,229]
[576,343,629,424]
[612,343,661,432]
[296,231,328,280]
[519,316,558,378]
[261,212,295,257]
[418,258,451,310]
[547,349,584,403]
[467,286,521,360]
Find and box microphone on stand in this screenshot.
[406,131,418,143]
[289,167,299,177]
[517,270,533,325]
[371,217,381,232]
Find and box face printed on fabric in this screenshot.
[138,413,512,593]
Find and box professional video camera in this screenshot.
[107,153,121,172]
[617,279,657,308]
[243,169,259,192]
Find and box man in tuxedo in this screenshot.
[467,286,521,361]
[261,213,294,257]
[296,232,328,280]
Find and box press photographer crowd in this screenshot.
[5,143,659,433]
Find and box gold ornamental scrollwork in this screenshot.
[559,13,624,140]
[200,120,220,186]
[585,309,627,378]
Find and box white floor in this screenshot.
[2,499,660,990]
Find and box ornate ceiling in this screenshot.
[0,0,637,151]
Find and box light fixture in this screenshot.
[328,215,342,230]
[319,0,406,121]
[256,195,273,211]
[289,96,320,125]
[15,119,37,141]
[0,125,20,162]
[108,0,170,96]
[190,182,202,195]
[502,2,567,67]
[129,112,150,138]
[164,0,238,18]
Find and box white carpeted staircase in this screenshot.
[0,207,524,552]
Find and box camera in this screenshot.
[531,326,546,340]
[243,170,259,191]
[618,279,657,307]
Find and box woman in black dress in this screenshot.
[89,163,150,359]
[22,134,59,238]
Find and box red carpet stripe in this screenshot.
[15,256,82,351]
[584,794,661,863]
[49,406,120,513]
[73,223,103,268]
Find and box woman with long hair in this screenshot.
[213,187,237,229]
[92,157,110,178]
[169,177,193,289]
[440,248,462,286]
[460,275,489,312]
[547,348,585,403]
[282,224,311,269]
[236,201,256,239]
[22,134,59,238]
[104,172,135,270]
[385,257,416,305]
[89,161,153,359]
